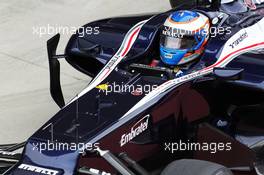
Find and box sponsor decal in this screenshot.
[120,115,150,147]
[212,17,219,25]
[229,31,248,49]
[131,88,143,96]
[105,56,120,70]
[244,0,257,9]
[0,150,16,156]
[244,0,264,9]
[18,164,59,175]
[83,168,111,175]
[96,83,109,91]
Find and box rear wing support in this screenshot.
[47,34,66,108]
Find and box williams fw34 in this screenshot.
[1,0,264,175]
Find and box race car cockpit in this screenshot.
[125,10,210,80]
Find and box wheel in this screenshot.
[169,0,220,9]
[169,0,197,8]
[161,159,233,175]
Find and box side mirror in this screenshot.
[213,67,244,80]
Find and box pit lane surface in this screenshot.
[0,0,170,143]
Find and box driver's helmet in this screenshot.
[160,10,210,66]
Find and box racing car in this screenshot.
[1,0,264,174]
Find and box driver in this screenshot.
[152,10,210,77]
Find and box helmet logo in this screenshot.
[180,12,185,17]
[165,53,173,59]
[162,26,183,38]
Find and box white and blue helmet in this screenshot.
[160,10,210,66]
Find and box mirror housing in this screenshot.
[213,67,244,81]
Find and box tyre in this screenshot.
[161,159,233,175]
[169,0,196,8]
[169,0,220,9]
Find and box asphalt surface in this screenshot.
[0,1,170,144]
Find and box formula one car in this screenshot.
[1,0,264,175]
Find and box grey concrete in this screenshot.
[0,1,170,143]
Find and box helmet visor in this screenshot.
[160,34,198,50]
